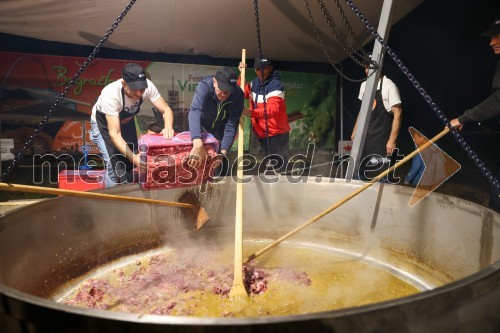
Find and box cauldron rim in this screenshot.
[1,258,499,325]
[1,179,500,330]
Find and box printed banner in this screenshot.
[0,51,337,156]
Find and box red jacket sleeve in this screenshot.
[237,77,252,99]
[251,95,284,119]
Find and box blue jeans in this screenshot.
[90,120,117,187]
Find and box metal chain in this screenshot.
[317,0,369,67]
[253,0,271,158]
[343,0,499,191]
[304,0,377,83]
[332,0,369,58]
[1,0,138,181]
[288,159,335,175]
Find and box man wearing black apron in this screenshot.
[90,63,174,187]
[351,72,403,181]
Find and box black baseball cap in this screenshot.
[122,63,148,90]
[253,55,272,69]
[482,18,500,37]
[215,67,237,93]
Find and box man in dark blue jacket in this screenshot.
[187,67,244,169]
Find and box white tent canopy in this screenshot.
[0,0,423,63]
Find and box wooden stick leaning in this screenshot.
[0,182,210,229]
[244,127,451,263]
[230,49,248,297]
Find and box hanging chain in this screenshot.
[253,0,271,158]
[288,159,335,175]
[332,0,368,58]
[317,0,368,67]
[1,0,138,182]
[304,0,377,83]
[343,0,499,191]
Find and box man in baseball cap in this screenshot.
[238,55,291,175]
[450,17,500,211]
[187,66,244,172]
[482,18,500,37]
[253,55,272,69]
[90,62,174,187]
[122,63,148,90]
[214,66,238,93]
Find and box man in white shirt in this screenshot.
[351,69,403,180]
[90,63,174,187]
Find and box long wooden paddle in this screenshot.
[244,127,451,263]
[0,182,210,230]
[230,49,248,297]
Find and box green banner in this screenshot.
[243,70,337,150]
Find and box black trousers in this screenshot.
[258,132,290,173]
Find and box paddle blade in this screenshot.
[178,191,210,230]
[196,206,210,230]
[229,282,248,298]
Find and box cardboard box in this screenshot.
[138,132,219,190]
[58,169,106,191]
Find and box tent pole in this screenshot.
[339,63,344,177]
[0,119,2,175]
[345,0,395,181]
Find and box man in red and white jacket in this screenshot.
[240,56,291,173]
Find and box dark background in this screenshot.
[341,0,499,140]
[339,0,500,196]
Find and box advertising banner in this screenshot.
[0,51,337,158]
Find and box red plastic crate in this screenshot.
[58,169,106,191]
[138,132,219,190]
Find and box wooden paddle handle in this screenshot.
[230,49,248,297]
[0,182,194,209]
[244,127,451,263]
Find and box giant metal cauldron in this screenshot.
[0,176,499,332]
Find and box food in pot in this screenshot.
[57,243,420,317]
